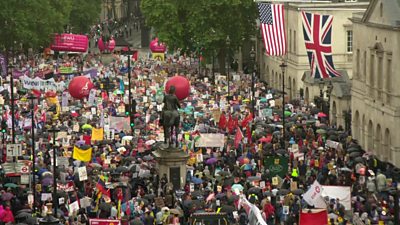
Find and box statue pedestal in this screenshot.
[152,145,189,190]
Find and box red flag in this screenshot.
[299,210,328,225]
[241,113,253,128]
[234,128,244,149]
[246,125,252,144]
[219,112,227,129]
[227,115,234,132]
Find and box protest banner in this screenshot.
[321,185,351,210]
[326,140,340,149]
[21,76,65,91]
[302,181,326,208]
[109,116,131,132]
[89,219,121,225]
[195,133,225,148]
[264,155,289,178]
[299,209,328,225]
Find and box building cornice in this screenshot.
[350,17,400,31]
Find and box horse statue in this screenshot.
[160,86,181,147]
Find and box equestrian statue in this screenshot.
[160,86,181,147]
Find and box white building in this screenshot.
[258,1,368,128]
[351,0,400,164]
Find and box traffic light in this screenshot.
[125,104,130,116]
[130,116,134,127]
[1,120,6,133]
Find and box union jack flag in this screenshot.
[301,12,341,79]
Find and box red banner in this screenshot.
[89,219,121,225]
[299,209,328,225]
[50,33,88,52]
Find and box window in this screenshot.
[345,0,358,2]
[289,29,292,53]
[356,49,360,79]
[347,30,353,53]
[293,30,297,54]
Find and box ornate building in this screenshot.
[258,1,369,128]
[351,0,400,164]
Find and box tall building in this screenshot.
[351,0,400,164]
[259,1,369,128]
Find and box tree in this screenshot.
[0,0,72,50]
[141,0,257,73]
[69,0,102,34]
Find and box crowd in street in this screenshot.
[0,47,399,225]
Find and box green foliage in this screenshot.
[0,0,101,50]
[141,0,257,70]
[69,0,102,34]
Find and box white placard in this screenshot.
[78,167,88,181]
[20,174,29,184]
[6,144,22,157]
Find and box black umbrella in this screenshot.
[292,189,304,195]
[115,166,129,173]
[99,202,112,212]
[349,152,363,158]
[248,187,261,194]
[354,157,365,163]
[278,189,290,195]
[263,191,272,197]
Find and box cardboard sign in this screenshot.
[272,177,279,186]
[20,174,29,184]
[41,193,52,201]
[154,197,165,208]
[78,167,88,181]
[89,219,121,225]
[290,181,298,191]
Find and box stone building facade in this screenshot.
[258,1,368,128]
[351,0,400,164]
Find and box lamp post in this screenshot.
[249,47,256,118]
[27,94,37,214]
[48,127,60,218]
[226,36,231,99]
[123,47,135,133]
[279,62,287,148]
[326,81,333,119]
[318,79,324,112]
[7,61,15,144]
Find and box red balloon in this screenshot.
[150,38,166,53]
[68,76,94,99]
[98,38,105,51]
[108,38,116,51]
[165,76,190,100]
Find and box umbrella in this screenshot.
[277,189,290,195]
[241,164,252,171]
[113,90,124,95]
[231,184,244,192]
[317,112,327,118]
[218,171,231,176]
[99,202,112,212]
[340,167,352,172]
[115,166,129,173]
[284,111,292,116]
[143,155,154,161]
[1,192,14,201]
[292,189,304,195]
[191,177,203,185]
[247,176,261,182]
[4,183,18,188]
[248,187,261,194]
[238,157,250,165]
[206,158,218,165]
[349,152,363,158]
[81,124,93,130]
[90,163,102,169]
[170,208,183,217]
[145,140,156,146]
[316,129,327,134]
[41,177,53,186]
[263,191,272,197]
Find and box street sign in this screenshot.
[6,144,22,157]
[20,166,29,174]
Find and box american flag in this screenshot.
[258,3,286,56]
[301,12,341,78]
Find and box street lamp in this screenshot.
[318,78,324,111]
[27,94,37,214]
[249,47,256,118]
[280,61,287,148]
[48,127,60,218]
[226,36,231,99]
[7,61,15,144]
[122,47,135,134]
